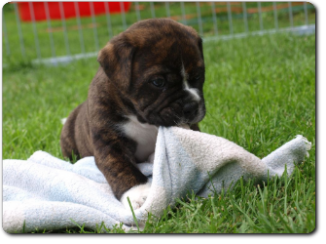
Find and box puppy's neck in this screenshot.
[122,115,158,162]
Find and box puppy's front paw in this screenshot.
[121,182,151,210]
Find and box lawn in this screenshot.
[3,2,315,64]
[2,2,315,234]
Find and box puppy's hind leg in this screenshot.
[61,118,67,125]
[60,108,81,162]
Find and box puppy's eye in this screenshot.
[151,78,166,87]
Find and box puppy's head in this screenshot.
[98,18,205,127]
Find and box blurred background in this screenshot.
[2,2,316,66]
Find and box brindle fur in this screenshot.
[60,19,205,199]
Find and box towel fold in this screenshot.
[3,127,311,233]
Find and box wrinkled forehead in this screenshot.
[120,20,204,76]
[132,38,203,77]
[124,19,200,46]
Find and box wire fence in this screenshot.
[2,2,316,66]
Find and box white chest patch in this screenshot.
[122,115,158,162]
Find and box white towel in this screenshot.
[3,127,311,233]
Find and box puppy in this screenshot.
[60,19,206,209]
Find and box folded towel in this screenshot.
[3,127,311,233]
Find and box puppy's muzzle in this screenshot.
[182,96,205,125]
[183,101,198,120]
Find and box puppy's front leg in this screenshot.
[93,136,150,210]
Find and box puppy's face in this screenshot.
[98,19,206,127]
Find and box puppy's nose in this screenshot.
[183,101,198,115]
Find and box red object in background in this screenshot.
[17,2,131,22]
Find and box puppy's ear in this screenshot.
[197,37,204,60]
[97,40,135,90]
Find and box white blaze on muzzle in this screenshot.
[181,62,201,102]
[180,62,205,124]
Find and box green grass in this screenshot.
[2,2,315,234]
[3,2,315,64]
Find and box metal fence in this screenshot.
[2,2,315,66]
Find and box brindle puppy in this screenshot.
[60,18,206,209]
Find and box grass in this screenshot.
[3,2,315,64]
[2,2,315,234]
